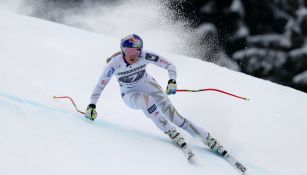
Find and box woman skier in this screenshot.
[85,34,228,160]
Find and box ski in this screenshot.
[223,153,247,174]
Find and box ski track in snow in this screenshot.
[0,91,273,175]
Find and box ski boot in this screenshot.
[205,133,247,174]
[205,133,228,157]
[165,128,195,160]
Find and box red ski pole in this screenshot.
[53,89,248,114]
[53,96,85,114]
[176,88,249,101]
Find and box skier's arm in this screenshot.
[144,51,177,94]
[90,61,117,105]
[85,60,117,121]
[144,51,177,80]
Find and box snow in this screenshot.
[215,50,241,71]
[293,70,307,84]
[200,1,216,14]
[230,0,245,18]
[289,45,307,60]
[247,34,291,50]
[233,48,287,76]
[1,10,307,175]
[233,22,249,39]
[196,23,217,34]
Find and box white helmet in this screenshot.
[120,34,143,54]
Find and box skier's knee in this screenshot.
[178,118,189,128]
[172,117,188,129]
[177,119,209,139]
[148,111,173,132]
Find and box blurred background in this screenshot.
[1,0,307,93]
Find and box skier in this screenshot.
[85,34,228,160]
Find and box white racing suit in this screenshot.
[89,50,209,143]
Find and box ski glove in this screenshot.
[85,104,97,121]
[166,79,177,95]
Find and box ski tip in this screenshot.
[188,154,195,161]
[188,154,198,165]
[236,162,247,174]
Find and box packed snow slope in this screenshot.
[1,11,307,175]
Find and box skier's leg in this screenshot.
[145,79,228,156]
[122,92,193,154]
[144,79,209,139]
[122,92,173,132]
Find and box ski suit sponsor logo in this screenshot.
[118,70,145,84]
[106,67,115,77]
[147,104,157,114]
[145,53,159,62]
[100,80,108,86]
[159,58,170,65]
[118,65,145,75]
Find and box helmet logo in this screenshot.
[129,37,136,43]
[129,37,141,48]
[121,34,143,51]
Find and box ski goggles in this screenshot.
[123,47,141,56]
